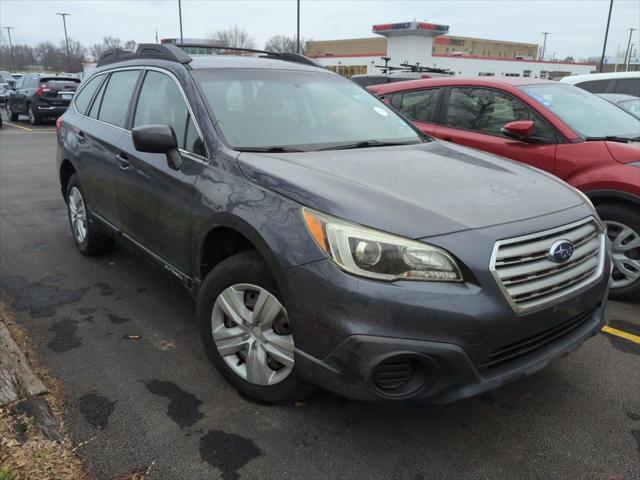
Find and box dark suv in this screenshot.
[8,73,80,125]
[56,44,610,404]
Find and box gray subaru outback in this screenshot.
[56,44,611,403]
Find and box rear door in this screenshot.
[435,86,558,172]
[391,88,442,135]
[10,75,27,111]
[115,69,206,275]
[75,69,141,228]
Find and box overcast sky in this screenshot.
[1,0,639,60]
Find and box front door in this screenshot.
[115,69,206,275]
[435,86,558,173]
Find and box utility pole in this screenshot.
[296,0,301,54]
[56,13,72,72]
[540,32,550,61]
[598,0,614,72]
[615,44,620,72]
[626,43,635,71]
[178,0,183,43]
[2,26,15,71]
[623,28,636,71]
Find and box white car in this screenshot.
[560,71,640,97]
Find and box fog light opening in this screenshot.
[372,355,432,398]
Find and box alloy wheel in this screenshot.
[68,186,88,244]
[211,283,295,386]
[605,220,640,288]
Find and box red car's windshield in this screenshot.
[520,83,640,140]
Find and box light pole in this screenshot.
[623,28,637,71]
[177,0,184,43]
[2,26,15,71]
[598,0,614,72]
[540,32,551,61]
[56,13,72,72]
[296,0,300,54]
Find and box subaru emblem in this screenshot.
[549,240,574,263]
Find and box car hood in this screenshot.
[605,140,640,164]
[237,140,584,239]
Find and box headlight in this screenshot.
[302,208,463,282]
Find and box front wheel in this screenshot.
[197,250,313,403]
[598,204,640,301]
[66,174,115,256]
[7,104,19,121]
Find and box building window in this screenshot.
[540,70,549,79]
[505,73,520,77]
[478,72,495,76]
[523,70,532,78]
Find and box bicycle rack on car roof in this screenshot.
[97,43,322,69]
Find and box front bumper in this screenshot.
[280,208,610,403]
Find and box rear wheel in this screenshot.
[66,174,115,256]
[197,250,313,403]
[597,204,640,301]
[28,105,40,125]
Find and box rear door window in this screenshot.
[73,75,104,114]
[397,88,440,123]
[613,78,640,97]
[97,70,140,128]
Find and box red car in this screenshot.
[369,77,640,300]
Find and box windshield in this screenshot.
[193,68,422,150]
[519,83,640,139]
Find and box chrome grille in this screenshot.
[490,217,606,312]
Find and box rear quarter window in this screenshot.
[575,79,610,93]
[74,75,104,115]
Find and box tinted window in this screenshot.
[74,75,103,115]
[613,78,640,97]
[576,79,610,93]
[447,87,554,138]
[398,88,440,123]
[134,71,189,144]
[390,93,402,109]
[98,70,140,128]
[185,117,205,156]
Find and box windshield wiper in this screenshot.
[317,140,420,151]
[584,135,640,143]
[234,146,307,153]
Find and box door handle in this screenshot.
[116,152,130,169]
[74,129,85,143]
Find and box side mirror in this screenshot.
[132,124,183,170]
[501,120,535,141]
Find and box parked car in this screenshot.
[369,77,639,300]
[7,74,80,125]
[351,71,451,88]
[598,93,640,119]
[560,71,640,97]
[57,44,610,404]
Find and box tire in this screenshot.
[28,105,40,125]
[597,203,640,301]
[197,250,313,404]
[66,174,115,256]
[7,103,19,121]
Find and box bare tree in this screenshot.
[208,26,256,50]
[90,36,124,60]
[123,40,137,52]
[264,35,309,54]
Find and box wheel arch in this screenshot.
[586,189,640,210]
[59,159,77,200]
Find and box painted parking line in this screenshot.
[602,325,640,344]
[3,122,33,131]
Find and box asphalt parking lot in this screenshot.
[0,109,639,480]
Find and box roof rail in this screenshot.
[97,43,192,67]
[173,43,322,68]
